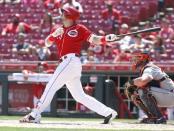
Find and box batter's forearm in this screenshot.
[88,34,104,45]
[88,34,119,45]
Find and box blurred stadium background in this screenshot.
[0,0,174,122]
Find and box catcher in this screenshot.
[125,51,174,124]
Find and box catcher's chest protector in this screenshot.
[140,65,161,88]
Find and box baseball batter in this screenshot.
[19,6,117,124]
[125,51,174,124]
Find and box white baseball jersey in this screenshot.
[141,62,174,107]
[142,62,174,90]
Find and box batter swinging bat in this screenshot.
[117,27,161,37]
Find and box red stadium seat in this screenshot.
[0,0,173,62]
[138,6,149,21]
[121,16,131,26]
[165,0,174,8]
[148,2,158,17]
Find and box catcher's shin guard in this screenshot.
[124,82,153,117]
[131,94,152,118]
[138,89,163,118]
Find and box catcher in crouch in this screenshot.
[125,51,174,124]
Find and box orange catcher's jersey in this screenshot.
[49,24,92,58]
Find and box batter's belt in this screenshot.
[59,53,80,63]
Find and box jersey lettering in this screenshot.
[68,30,78,37]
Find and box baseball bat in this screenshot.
[117,27,161,37]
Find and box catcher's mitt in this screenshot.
[124,80,137,99]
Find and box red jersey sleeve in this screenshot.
[4,23,16,33]
[23,23,32,33]
[48,35,57,42]
[3,24,9,33]
[101,9,108,19]
[113,9,121,20]
[78,24,92,42]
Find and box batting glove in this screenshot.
[105,34,119,42]
[51,27,64,37]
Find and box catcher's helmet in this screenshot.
[61,6,80,21]
[131,51,152,70]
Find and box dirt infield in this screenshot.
[0,120,174,130]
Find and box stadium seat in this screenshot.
[0,0,173,62]
[165,0,174,8]
[138,6,149,21]
[121,16,132,26]
[148,2,158,17]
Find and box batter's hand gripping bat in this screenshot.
[106,27,161,42]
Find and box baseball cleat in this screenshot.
[102,110,117,124]
[19,113,41,123]
[139,117,156,124]
[139,117,166,124]
[155,117,167,124]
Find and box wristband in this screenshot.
[48,35,55,41]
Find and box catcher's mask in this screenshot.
[131,52,152,71]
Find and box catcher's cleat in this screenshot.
[19,113,41,123]
[139,117,166,124]
[155,117,167,124]
[139,117,156,124]
[102,110,117,124]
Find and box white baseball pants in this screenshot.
[33,53,114,117]
[150,87,174,107]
